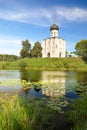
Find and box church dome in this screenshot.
[50,23,59,31]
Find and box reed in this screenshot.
[0,95,57,130]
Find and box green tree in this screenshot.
[0,54,18,61]
[20,39,31,58]
[31,41,42,58]
[75,40,87,58]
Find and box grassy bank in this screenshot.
[1,57,87,71]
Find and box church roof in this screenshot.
[50,23,59,31]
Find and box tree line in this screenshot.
[0,39,87,61]
[0,54,18,61]
[0,40,42,61]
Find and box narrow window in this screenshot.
[59,52,62,57]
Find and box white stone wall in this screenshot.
[42,37,66,58]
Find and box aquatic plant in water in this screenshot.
[41,82,69,111]
[21,80,31,92]
[75,82,87,96]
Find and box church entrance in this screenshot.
[47,52,50,57]
[59,52,62,57]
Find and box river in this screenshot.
[0,70,87,99]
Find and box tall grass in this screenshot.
[0,61,9,69]
[0,95,57,130]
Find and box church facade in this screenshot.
[42,23,66,58]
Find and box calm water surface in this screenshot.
[0,70,87,99]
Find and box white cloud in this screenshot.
[66,41,76,52]
[0,37,21,56]
[56,7,87,21]
[0,39,21,45]
[0,7,54,26]
[0,5,87,26]
[0,47,20,56]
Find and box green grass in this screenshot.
[0,61,9,69]
[1,57,87,71]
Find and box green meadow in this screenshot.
[1,57,87,71]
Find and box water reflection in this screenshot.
[0,70,87,98]
[20,70,41,82]
[41,71,66,83]
[0,70,20,80]
[41,71,66,97]
[19,70,87,98]
[1,70,87,84]
[20,70,67,83]
[20,71,66,97]
[77,71,87,84]
[42,83,65,97]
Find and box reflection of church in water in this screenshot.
[41,71,66,97]
[42,22,66,58]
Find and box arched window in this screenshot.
[47,52,50,57]
[59,52,62,57]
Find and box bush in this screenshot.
[19,60,27,69]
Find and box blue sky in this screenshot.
[0,0,87,55]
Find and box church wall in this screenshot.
[42,38,66,58]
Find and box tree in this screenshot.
[0,54,18,61]
[20,39,31,58]
[31,41,42,58]
[75,40,87,58]
[66,51,69,57]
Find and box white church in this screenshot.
[42,22,66,58]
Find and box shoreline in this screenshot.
[0,57,87,71]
